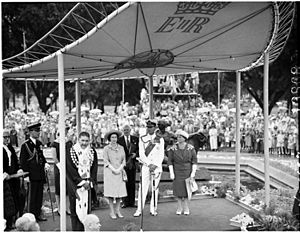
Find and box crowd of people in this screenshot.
[3,93,299,231]
[4,94,299,157]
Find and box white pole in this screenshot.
[264,52,270,206]
[23,32,29,112]
[218,72,221,108]
[75,80,81,138]
[149,76,154,119]
[25,80,29,112]
[235,71,241,195]
[0,75,4,232]
[58,52,66,231]
[122,79,125,103]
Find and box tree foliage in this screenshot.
[2,3,75,113]
[198,73,237,105]
[223,17,297,114]
[1,2,133,113]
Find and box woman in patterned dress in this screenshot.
[103,130,127,219]
[167,129,197,215]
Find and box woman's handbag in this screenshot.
[122,169,128,182]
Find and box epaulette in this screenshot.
[187,144,194,150]
[167,144,177,151]
[140,134,151,143]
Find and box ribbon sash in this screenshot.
[145,142,156,157]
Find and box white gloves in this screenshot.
[44,163,51,173]
[190,164,197,178]
[3,172,9,180]
[17,169,24,174]
[169,165,175,180]
[108,164,120,174]
[56,162,61,171]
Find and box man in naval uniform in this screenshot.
[19,123,50,221]
[134,119,165,217]
[66,131,98,231]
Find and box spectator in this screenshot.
[3,128,23,230]
[83,214,101,231]
[209,122,218,151]
[15,213,40,231]
[276,130,285,156]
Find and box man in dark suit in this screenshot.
[3,128,23,230]
[19,123,50,222]
[118,124,139,208]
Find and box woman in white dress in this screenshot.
[209,122,218,151]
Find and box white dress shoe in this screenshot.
[116,212,124,218]
[183,210,190,215]
[150,211,158,216]
[176,210,182,215]
[133,211,141,217]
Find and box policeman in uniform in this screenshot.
[134,119,164,217]
[19,123,50,221]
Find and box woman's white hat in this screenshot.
[175,129,189,139]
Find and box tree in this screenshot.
[198,73,237,105]
[79,79,143,113]
[2,3,75,113]
[2,3,129,113]
[223,17,297,114]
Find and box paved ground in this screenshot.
[39,197,245,231]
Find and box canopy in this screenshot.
[0,3,296,230]
[2,2,295,81]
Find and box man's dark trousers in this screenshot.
[124,166,136,206]
[28,180,44,219]
[69,194,84,231]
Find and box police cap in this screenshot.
[27,122,41,131]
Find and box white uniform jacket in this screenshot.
[139,133,165,173]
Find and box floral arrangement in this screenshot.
[199,185,217,197]
[239,194,264,211]
[230,212,254,231]
[248,209,300,231]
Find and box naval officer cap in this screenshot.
[27,122,41,131]
[146,119,157,127]
[158,118,171,127]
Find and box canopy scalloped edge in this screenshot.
[2,2,295,81]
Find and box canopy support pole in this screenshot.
[122,79,125,103]
[235,71,241,195]
[58,52,67,231]
[25,80,29,112]
[149,76,154,119]
[264,52,270,207]
[0,74,4,231]
[75,80,81,138]
[218,72,221,108]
